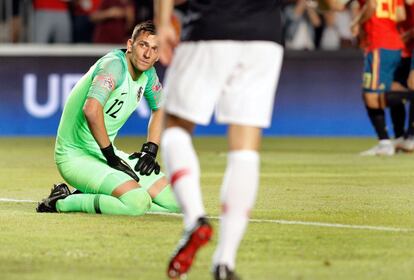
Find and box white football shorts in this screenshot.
[163,40,283,128]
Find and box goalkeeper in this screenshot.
[36,21,180,216]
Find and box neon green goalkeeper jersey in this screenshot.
[55,49,163,163]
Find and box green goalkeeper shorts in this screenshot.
[56,149,165,195]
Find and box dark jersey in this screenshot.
[182,0,282,43]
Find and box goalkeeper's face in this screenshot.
[128,31,159,72]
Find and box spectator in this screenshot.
[10,0,22,42]
[320,11,340,50]
[32,0,72,43]
[90,0,135,44]
[71,0,102,43]
[335,6,356,48]
[283,0,322,50]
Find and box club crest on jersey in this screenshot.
[137,86,143,101]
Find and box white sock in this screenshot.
[161,127,206,230]
[212,150,260,270]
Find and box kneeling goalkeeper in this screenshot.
[36,21,180,216]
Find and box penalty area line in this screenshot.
[1,197,412,233]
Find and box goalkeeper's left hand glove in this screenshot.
[129,142,161,176]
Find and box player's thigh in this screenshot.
[215,41,284,128]
[363,93,383,109]
[57,154,133,195]
[163,41,239,125]
[363,49,401,94]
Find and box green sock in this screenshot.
[56,188,152,216]
[151,185,181,213]
[56,194,96,213]
[149,202,176,213]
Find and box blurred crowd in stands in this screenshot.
[0,0,357,49]
[284,0,357,50]
[0,0,154,44]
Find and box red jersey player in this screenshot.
[351,0,406,155]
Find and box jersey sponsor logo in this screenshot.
[137,86,143,102]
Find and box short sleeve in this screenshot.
[143,67,164,110]
[87,55,126,106]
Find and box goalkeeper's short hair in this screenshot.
[131,21,156,42]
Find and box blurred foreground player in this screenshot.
[351,0,405,155]
[37,21,180,216]
[156,0,284,279]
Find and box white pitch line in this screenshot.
[147,212,413,233]
[1,198,412,233]
[0,198,37,203]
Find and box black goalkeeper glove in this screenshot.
[129,142,161,176]
[101,143,140,182]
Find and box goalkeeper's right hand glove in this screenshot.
[101,143,140,182]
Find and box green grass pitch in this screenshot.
[0,137,413,280]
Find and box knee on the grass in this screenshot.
[152,185,181,213]
[154,200,181,213]
[120,188,152,216]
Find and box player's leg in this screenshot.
[146,176,181,213]
[161,115,204,222]
[162,114,212,278]
[362,50,389,147]
[211,41,283,279]
[389,57,409,142]
[389,82,406,148]
[56,180,151,216]
[402,55,414,151]
[360,49,401,156]
[213,42,283,279]
[46,154,151,215]
[387,56,412,152]
[117,151,181,213]
[212,125,261,276]
[162,41,236,278]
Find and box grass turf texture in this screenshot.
[0,137,413,280]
